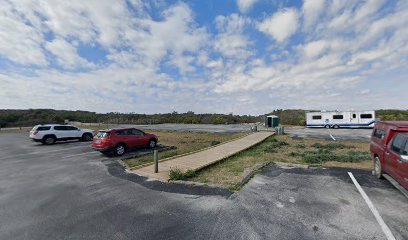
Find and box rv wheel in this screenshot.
[333,125,339,129]
[325,125,331,129]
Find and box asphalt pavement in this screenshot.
[0,133,407,240]
[285,127,373,142]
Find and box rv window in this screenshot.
[352,114,356,118]
[360,114,373,119]
[373,129,385,140]
[312,115,322,120]
[333,115,343,119]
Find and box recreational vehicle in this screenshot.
[306,111,376,128]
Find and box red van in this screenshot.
[370,121,408,190]
[92,128,158,156]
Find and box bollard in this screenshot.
[154,150,159,173]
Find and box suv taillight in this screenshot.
[33,131,38,135]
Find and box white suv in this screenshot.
[29,124,95,145]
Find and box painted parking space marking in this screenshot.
[326,129,336,141]
[348,172,396,240]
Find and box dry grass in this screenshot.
[189,134,371,187]
[124,130,247,169]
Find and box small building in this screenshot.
[265,115,280,128]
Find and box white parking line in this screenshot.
[348,172,396,240]
[326,129,336,141]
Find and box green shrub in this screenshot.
[288,152,302,157]
[295,143,306,148]
[311,143,354,150]
[211,140,221,146]
[184,169,197,178]
[169,168,184,180]
[169,168,197,180]
[303,150,337,163]
[270,140,289,148]
[337,151,371,162]
[264,148,278,153]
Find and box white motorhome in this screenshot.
[306,111,376,128]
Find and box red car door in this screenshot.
[131,129,148,147]
[396,137,408,189]
[115,130,133,147]
[386,134,407,184]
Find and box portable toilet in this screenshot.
[265,115,280,128]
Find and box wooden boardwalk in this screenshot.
[132,131,273,181]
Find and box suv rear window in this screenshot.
[96,131,110,138]
[33,126,51,131]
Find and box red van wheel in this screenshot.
[373,157,383,179]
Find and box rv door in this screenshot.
[350,112,359,126]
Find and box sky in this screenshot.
[0,0,407,115]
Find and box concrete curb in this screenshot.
[239,162,273,186]
[274,162,310,169]
[168,180,230,190]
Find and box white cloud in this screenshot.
[127,2,208,71]
[213,14,252,58]
[0,1,47,66]
[302,0,325,30]
[215,14,250,34]
[257,8,299,43]
[206,59,224,69]
[45,38,94,69]
[237,0,258,13]
[300,40,329,59]
[360,89,370,95]
[214,34,251,58]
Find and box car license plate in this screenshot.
[95,140,101,143]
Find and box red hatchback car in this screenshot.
[370,121,408,190]
[92,128,158,156]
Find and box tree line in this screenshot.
[0,109,261,128]
[0,109,407,128]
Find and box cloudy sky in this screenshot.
[0,0,407,114]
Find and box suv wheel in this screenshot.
[373,156,383,179]
[115,144,126,156]
[43,136,56,145]
[82,133,93,141]
[149,139,157,148]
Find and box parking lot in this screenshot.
[0,131,407,239]
[285,127,373,142]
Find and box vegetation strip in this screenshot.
[188,134,371,187]
[126,131,251,170]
